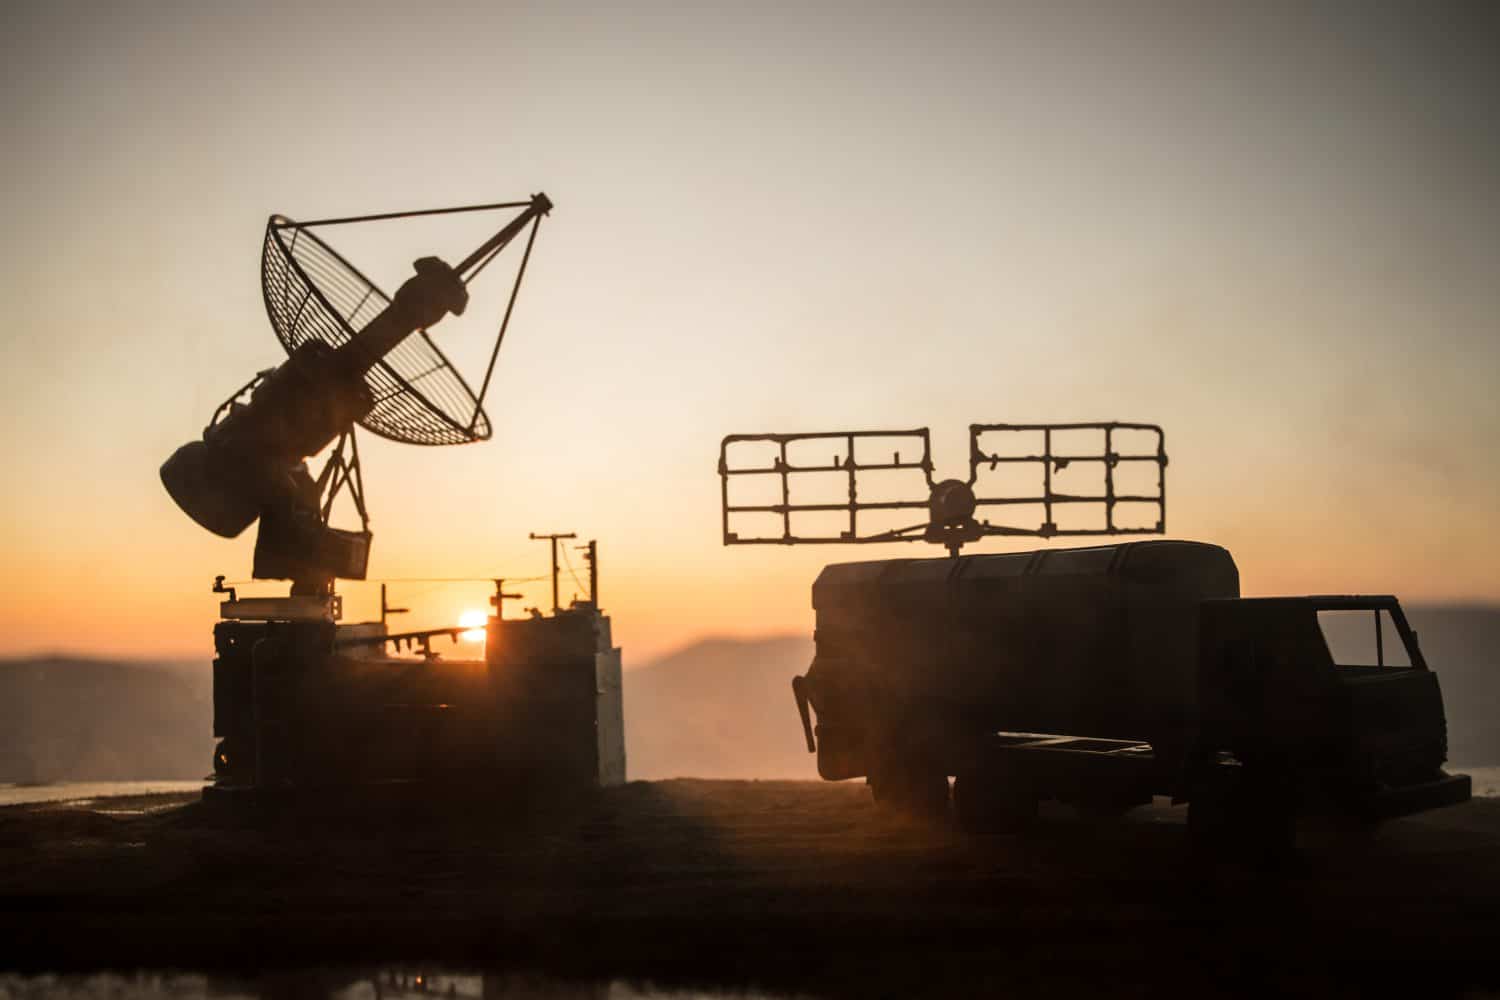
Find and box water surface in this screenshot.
[0,781,203,808]
[0,970,805,1000]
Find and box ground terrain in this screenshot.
[1,780,1497,997]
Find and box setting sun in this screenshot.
[458,610,488,643]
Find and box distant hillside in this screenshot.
[0,643,822,786]
[0,604,1494,784]
[1403,606,1500,768]
[0,657,212,783]
[625,635,816,780]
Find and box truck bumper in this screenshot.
[1357,771,1472,821]
[813,724,867,781]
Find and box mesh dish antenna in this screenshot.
[261,195,551,445]
[161,193,552,594]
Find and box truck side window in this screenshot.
[1317,610,1412,669]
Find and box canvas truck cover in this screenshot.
[809,540,1240,749]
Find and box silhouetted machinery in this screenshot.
[720,423,1469,855]
[161,195,625,798]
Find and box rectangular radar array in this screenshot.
[719,422,1167,549]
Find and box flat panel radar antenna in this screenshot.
[719,422,1167,557]
[161,193,553,594]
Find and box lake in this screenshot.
[0,780,205,808]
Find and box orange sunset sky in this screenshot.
[2,2,1497,664]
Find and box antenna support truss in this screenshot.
[206,373,373,587]
[719,422,1167,557]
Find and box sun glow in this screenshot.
[458,609,488,643]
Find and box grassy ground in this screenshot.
[1,780,1497,997]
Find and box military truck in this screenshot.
[790,540,1469,851]
[719,424,1470,856]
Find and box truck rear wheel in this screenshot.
[1187,766,1238,851]
[953,770,1036,833]
[1073,795,1141,822]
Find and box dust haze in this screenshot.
[4,605,1497,785]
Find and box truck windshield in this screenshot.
[1317,609,1413,669]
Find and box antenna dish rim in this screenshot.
[261,214,493,447]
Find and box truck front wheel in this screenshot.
[1188,763,1296,866]
[870,764,949,820]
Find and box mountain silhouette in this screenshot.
[625,635,816,780]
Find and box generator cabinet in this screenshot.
[209,602,625,797]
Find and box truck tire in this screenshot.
[1187,765,1239,853]
[1073,795,1140,822]
[1188,763,1296,866]
[953,770,1036,833]
[1240,763,1297,866]
[870,764,949,820]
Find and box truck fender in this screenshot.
[791,674,816,753]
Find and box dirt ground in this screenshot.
[1,779,1497,997]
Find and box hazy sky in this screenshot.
[2,1,1497,662]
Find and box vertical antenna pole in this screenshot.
[779,438,791,542]
[490,579,522,620]
[530,532,576,614]
[587,540,598,606]
[380,583,408,626]
[1043,427,1055,536]
[845,433,856,540]
[550,538,559,612]
[1104,424,1115,532]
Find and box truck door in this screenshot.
[1316,603,1448,788]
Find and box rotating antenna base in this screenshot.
[252,506,371,590]
[922,479,983,556]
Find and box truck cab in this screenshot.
[1197,596,1470,822]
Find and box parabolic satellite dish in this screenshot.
[161,194,551,589]
[263,219,491,445]
[261,197,548,445]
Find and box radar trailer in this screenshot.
[719,423,1469,859]
[161,195,625,801]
